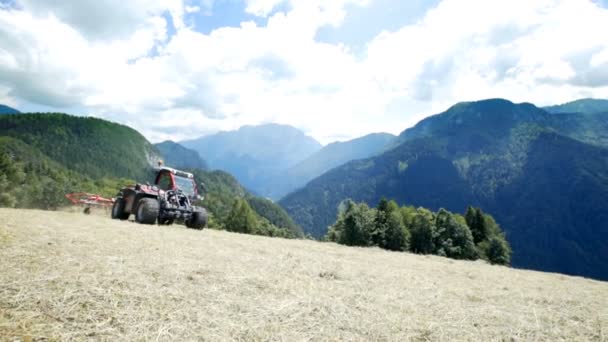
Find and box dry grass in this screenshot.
[0,208,606,341]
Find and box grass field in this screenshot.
[0,208,606,341]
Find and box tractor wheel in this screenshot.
[186,208,208,230]
[111,198,130,220]
[135,198,160,225]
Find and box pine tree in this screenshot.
[465,206,489,244]
[225,198,258,234]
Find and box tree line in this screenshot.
[326,198,511,265]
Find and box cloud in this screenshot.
[0,0,607,144]
[14,0,182,40]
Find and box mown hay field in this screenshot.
[0,208,606,341]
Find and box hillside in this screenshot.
[280,99,608,280]
[0,136,128,209]
[188,168,302,237]
[1,209,606,340]
[181,124,322,197]
[544,98,608,115]
[154,140,208,170]
[0,104,20,114]
[0,113,160,181]
[265,133,395,199]
[0,113,299,237]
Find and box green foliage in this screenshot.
[485,236,512,265]
[225,198,258,234]
[410,208,436,254]
[434,209,477,260]
[245,196,303,238]
[326,198,509,264]
[327,200,375,246]
[383,210,409,251]
[465,206,489,244]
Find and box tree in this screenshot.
[465,206,489,244]
[435,209,477,260]
[383,210,410,251]
[327,200,375,246]
[372,198,399,247]
[410,208,436,254]
[225,198,258,234]
[486,236,511,265]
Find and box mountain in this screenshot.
[0,104,20,114]
[155,140,208,170]
[264,133,396,199]
[0,113,160,181]
[280,99,608,280]
[544,98,608,115]
[181,124,322,197]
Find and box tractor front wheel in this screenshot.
[135,198,160,225]
[186,208,208,230]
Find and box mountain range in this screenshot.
[181,124,395,199]
[181,124,321,196]
[280,98,608,280]
[261,132,396,199]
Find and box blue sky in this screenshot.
[1,0,608,143]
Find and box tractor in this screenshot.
[111,164,208,229]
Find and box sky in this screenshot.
[1,0,608,144]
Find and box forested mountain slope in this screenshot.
[280,99,608,280]
[0,113,160,180]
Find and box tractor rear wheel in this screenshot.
[135,198,159,225]
[111,198,130,220]
[186,208,208,230]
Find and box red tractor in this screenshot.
[111,166,208,229]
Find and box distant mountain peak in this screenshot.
[0,104,20,114]
[154,140,208,170]
[544,98,608,115]
[396,98,547,144]
[180,123,322,198]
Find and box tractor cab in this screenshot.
[154,166,199,199]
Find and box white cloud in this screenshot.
[0,0,607,144]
